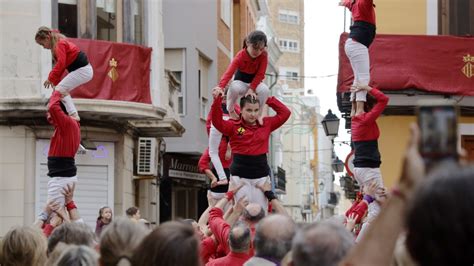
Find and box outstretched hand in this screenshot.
[256,180,272,192]
[212,87,224,98]
[62,183,76,204]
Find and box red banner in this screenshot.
[338,33,474,95]
[69,38,152,104]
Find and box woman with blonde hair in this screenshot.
[35,26,93,120]
[0,226,48,266]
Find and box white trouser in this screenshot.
[353,167,383,241]
[47,176,78,207]
[209,116,230,181]
[344,38,369,102]
[56,64,94,115]
[226,80,269,114]
[230,175,269,213]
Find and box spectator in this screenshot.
[0,226,48,266]
[132,221,200,266]
[125,206,140,222]
[54,244,99,266]
[207,221,252,265]
[208,184,265,256]
[48,222,95,255]
[99,218,148,266]
[291,221,354,266]
[405,163,474,266]
[95,206,113,237]
[245,214,296,266]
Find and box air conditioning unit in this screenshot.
[137,137,158,176]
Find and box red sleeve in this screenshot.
[48,40,68,85]
[208,207,230,253]
[211,96,234,137]
[249,52,268,90]
[198,148,211,173]
[264,97,291,131]
[48,90,70,129]
[43,224,55,237]
[345,200,368,224]
[343,0,352,8]
[218,51,241,89]
[200,237,217,264]
[363,88,389,124]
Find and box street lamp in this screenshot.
[332,156,344,173]
[321,109,340,137]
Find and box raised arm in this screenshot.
[48,90,72,129]
[211,95,235,137]
[360,86,389,124]
[264,97,292,131]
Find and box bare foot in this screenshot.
[229,110,239,120]
[258,116,264,125]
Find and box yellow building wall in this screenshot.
[378,116,474,188]
[376,0,427,34]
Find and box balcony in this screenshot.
[0,39,184,137]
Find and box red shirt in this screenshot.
[208,208,256,257]
[218,49,268,90]
[351,88,388,142]
[49,39,81,85]
[343,0,376,25]
[206,251,252,266]
[211,96,291,155]
[201,236,218,264]
[48,91,81,157]
[206,104,240,135]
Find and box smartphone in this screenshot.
[417,99,459,160]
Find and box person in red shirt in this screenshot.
[46,90,81,209]
[211,88,291,211]
[214,30,269,124]
[35,26,93,121]
[339,0,376,117]
[199,147,230,200]
[350,85,388,240]
[206,221,252,266]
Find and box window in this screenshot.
[199,55,211,120]
[96,0,117,41]
[279,67,299,81]
[279,39,299,52]
[58,0,78,38]
[54,0,145,42]
[220,0,231,27]
[165,49,186,115]
[279,10,299,25]
[439,0,474,36]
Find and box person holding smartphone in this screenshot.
[351,84,388,240]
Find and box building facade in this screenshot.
[0,0,184,236]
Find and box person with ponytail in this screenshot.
[213,30,270,125]
[35,26,93,121]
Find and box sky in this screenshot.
[304,0,352,161]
